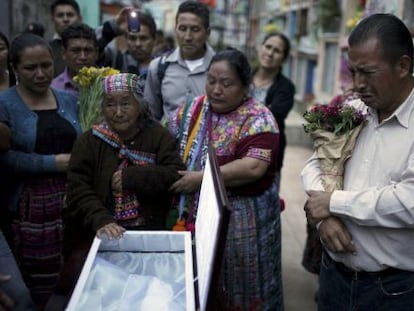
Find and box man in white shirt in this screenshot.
[144,0,215,120]
[302,14,414,311]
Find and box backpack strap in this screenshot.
[157,54,170,82]
[114,52,124,72]
[156,52,171,106]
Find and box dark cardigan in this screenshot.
[65,121,185,240]
[264,71,295,171]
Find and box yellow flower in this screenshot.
[264,23,279,34]
[346,17,357,30]
[74,66,120,131]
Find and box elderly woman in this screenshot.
[65,73,185,244]
[167,49,283,310]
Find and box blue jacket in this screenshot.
[0,86,82,210]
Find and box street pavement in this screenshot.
[280,111,318,310]
[280,145,317,311]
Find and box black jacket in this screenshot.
[264,72,295,171]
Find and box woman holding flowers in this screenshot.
[0,33,81,308]
[65,73,184,244]
[167,49,283,310]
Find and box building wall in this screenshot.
[0,1,11,39]
[5,0,98,41]
[10,0,53,39]
[247,0,413,114]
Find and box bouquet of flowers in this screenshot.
[73,66,120,131]
[303,95,367,191]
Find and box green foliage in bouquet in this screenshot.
[303,95,366,136]
[303,95,367,191]
[74,66,120,131]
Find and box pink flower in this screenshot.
[303,95,366,136]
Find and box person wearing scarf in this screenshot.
[167,49,283,310]
[65,72,185,247]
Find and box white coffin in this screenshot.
[66,146,230,311]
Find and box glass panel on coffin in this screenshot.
[66,145,231,311]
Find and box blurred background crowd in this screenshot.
[1,0,413,130]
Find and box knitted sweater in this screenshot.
[65,120,185,237]
[0,86,81,210]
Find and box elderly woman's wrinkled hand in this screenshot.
[169,170,203,194]
[111,170,123,193]
[97,222,125,240]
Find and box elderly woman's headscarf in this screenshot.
[102,73,152,122]
[102,72,143,96]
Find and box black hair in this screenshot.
[24,22,45,38]
[50,0,81,16]
[10,33,52,67]
[262,32,291,61]
[176,0,210,30]
[349,13,413,72]
[0,32,16,86]
[61,22,98,48]
[135,11,157,39]
[208,48,251,87]
[156,30,164,37]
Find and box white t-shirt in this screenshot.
[185,58,204,72]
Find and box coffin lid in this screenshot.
[194,144,231,310]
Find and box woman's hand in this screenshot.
[55,153,71,172]
[115,6,134,34]
[220,157,268,187]
[169,170,203,194]
[112,170,123,193]
[97,222,125,240]
[0,274,14,310]
[0,123,11,152]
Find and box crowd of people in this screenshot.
[0,0,413,311]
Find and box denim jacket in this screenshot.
[0,86,82,210]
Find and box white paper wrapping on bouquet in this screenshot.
[310,122,365,192]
